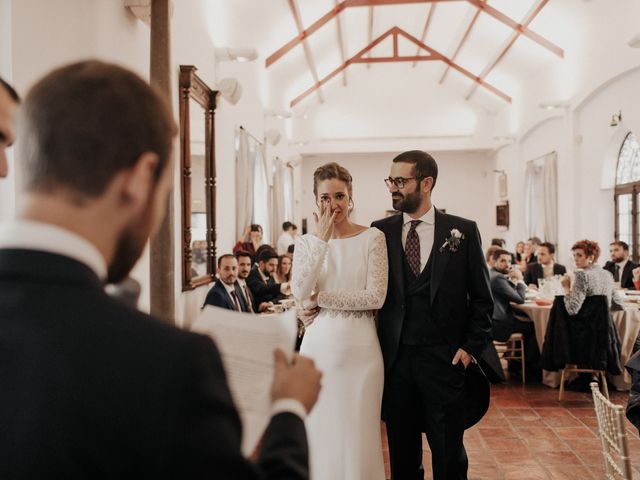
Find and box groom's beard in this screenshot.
[392,186,423,214]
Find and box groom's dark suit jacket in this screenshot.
[372,209,493,374]
[0,249,308,479]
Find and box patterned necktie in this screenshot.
[230,291,242,312]
[614,264,621,282]
[405,220,422,277]
[243,285,254,313]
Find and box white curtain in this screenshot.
[252,143,271,243]
[272,159,295,241]
[524,151,558,243]
[235,128,253,240]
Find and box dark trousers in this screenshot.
[385,344,468,480]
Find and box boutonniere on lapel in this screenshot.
[439,228,465,253]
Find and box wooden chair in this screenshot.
[590,382,632,480]
[494,332,525,383]
[559,366,608,401]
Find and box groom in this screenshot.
[372,150,493,480]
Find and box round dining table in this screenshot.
[512,300,640,390]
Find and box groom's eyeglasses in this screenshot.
[384,176,420,189]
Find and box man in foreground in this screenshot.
[0,60,321,479]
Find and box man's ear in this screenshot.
[422,176,434,193]
[120,152,159,209]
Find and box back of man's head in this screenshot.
[258,248,278,264]
[18,61,175,198]
[282,221,293,232]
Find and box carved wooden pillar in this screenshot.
[149,0,175,323]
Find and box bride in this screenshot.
[292,162,388,480]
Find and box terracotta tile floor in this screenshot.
[381,382,640,479]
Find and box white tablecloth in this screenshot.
[512,302,640,390]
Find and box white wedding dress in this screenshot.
[292,227,388,480]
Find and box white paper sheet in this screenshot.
[191,306,298,456]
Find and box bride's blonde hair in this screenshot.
[312,162,353,198]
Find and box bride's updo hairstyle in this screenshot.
[312,162,353,198]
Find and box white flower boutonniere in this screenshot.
[439,228,465,253]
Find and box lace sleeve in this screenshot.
[317,230,388,311]
[291,235,329,302]
[564,270,587,316]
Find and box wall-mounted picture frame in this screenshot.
[496,202,509,228]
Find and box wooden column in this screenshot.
[149,0,175,323]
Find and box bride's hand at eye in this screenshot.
[313,199,336,242]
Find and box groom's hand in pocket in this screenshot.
[452,348,472,369]
[272,349,323,414]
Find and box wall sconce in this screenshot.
[264,129,282,146]
[214,47,258,62]
[217,78,242,105]
[610,110,622,127]
[493,170,508,198]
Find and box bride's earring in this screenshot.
[348,199,354,212]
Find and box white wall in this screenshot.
[301,150,494,246]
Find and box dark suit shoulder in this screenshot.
[438,211,477,230]
[371,213,401,230]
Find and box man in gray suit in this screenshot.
[490,249,540,375]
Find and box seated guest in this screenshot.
[561,239,625,315]
[525,236,542,264]
[287,243,295,255]
[277,221,297,255]
[604,241,637,289]
[236,250,271,313]
[233,224,263,261]
[515,241,525,263]
[485,245,500,268]
[490,249,540,374]
[524,242,566,288]
[248,249,291,306]
[203,255,246,311]
[275,254,292,285]
[0,61,321,478]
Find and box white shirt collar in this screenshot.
[221,280,236,294]
[237,278,247,287]
[403,205,435,226]
[0,220,107,280]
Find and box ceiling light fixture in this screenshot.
[214,47,258,62]
[538,101,570,110]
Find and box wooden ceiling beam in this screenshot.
[465,0,549,100]
[288,0,324,103]
[267,0,562,67]
[334,0,348,85]
[413,3,438,67]
[466,0,563,58]
[290,26,511,107]
[439,5,481,82]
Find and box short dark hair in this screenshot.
[291,224,298,230]
[234,250,252,262]
[258,248,279,264]
[0,77,19,102]
[491,238,505,247]
[217,254,236,268]
[287,244,295,254]
[610,240,629,252]
[392,150,438,191]
[282,221,293,231]
[250,224,262,233]
[18,61,176,199]
[539,242,555,254]
[492,248,512,262]
[486,245,500,262]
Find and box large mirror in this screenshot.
[179,65,218,291]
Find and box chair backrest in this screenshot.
[590,382,633,480]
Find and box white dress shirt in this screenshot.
[402,205,435,272]
[0,220,107,280]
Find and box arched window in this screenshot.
[614,132,640,261]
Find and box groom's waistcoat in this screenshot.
[400,250,445,346]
